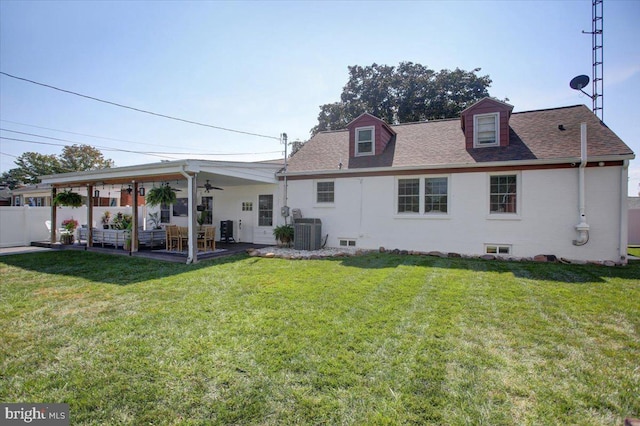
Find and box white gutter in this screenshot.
[573,123,590,246]
[39,159,281,186]
[39,160,193,184]
[619,159,630,264]
[179,167,195,264]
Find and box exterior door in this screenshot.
[253,194,275,244]
[238,200,254,243]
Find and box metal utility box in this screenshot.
[294,218,322,250]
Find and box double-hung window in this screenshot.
[355,126,374,156]
[489,174,517,214]
[397,176,449,215]
[316,181,335,203]
[425,177,448,213]
[474,113,499,147]
[160,203,171,223]
[258,194,273,226]
[398,179,420,213]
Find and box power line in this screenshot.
[0,136,176,160]
[0,132,283,157]
[0,151,19,158]
[0,119,190,151]
[1,123,284,156]
[0,71,281,141]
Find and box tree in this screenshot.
[59,144,114,172]
[0,169,24,190]
[0,144,114,189]
[7,152,62,187]
[311,62,493,135]
[289,140,306,157]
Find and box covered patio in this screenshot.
[34,241,271,263]
[39,159,282,264]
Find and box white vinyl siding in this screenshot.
[286,166,625,262]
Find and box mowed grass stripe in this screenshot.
[222,256,442,424]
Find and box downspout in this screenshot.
[619,159,630,264]
[179,167,195,264]
[50,187,57,244]
[282,133,289,225]
[573,122,590,246]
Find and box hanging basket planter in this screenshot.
[145,183,177,207]
[53,190,83,207]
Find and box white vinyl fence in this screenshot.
[0,206,135,248]
[629,208,640,246]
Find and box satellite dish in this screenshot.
[570,75,590,91]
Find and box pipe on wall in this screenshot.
[573,122,590,246]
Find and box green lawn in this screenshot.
[628,246,640,258]
[1,251,639,425]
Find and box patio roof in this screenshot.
[38,159,283,264]
[39,159,283,188]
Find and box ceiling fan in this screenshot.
[198,179,223,192]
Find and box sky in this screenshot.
[1,0,639,195]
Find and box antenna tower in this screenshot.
[583,0,603,120]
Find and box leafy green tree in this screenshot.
[311,62,493,135]
[59,144,114,172]
[0,168,24,190]
[9,152,62,186]
[289,140,306,157]
[0,144,113,189]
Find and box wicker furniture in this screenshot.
[78,228,166,249]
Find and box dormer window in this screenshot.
[474,113,499,147]
[355,126,375,156]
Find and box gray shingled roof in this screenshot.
[287,105,634,173]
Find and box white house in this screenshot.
[34,98,634,264]
[281,98,635,264]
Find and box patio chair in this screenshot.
[165,225,181,252]
[199,226,216,252]
[179,227,189,250]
